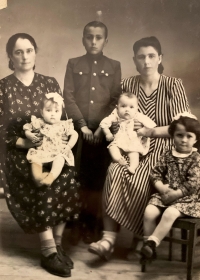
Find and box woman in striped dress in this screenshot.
[88,36,190,260]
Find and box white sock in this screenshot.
[148,235,160,247]
[100,231,117,250]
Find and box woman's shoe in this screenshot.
[56,245,74,269]
[41,252,71,277]
[140,240,157,261]
[88,239,114,261]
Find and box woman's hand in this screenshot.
[134,120,143,131]
[160,188,183,205]
[93,127,104,145]
[81,126,94,143]
[16,137,42,149]
[110,122,119,134]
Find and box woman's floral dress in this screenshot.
[0,73,81,233]
[149,149,200,217]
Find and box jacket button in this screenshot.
[91,87,95,90]
[90,100,94,104]
[79,72,83,75]
[105,73,109,76]
[94,61,97,64]
[93,73,97,76]
[101,70,104,73]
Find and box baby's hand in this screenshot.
[106,133,114,142]
[25,130,40,143]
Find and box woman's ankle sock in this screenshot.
[100,231,117,250]
[41,239,57,257]
[148,235,160,247]
[54,235,62,246]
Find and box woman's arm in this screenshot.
[137,125,170,138]
[16,137,42,149]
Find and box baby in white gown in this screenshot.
[100,92,156,174]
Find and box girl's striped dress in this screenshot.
[103,74,190,235]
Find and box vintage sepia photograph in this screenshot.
[0,0,200,279]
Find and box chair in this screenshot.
[141,217,200,280]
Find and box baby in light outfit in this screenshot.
[23,92,78,187]
[100,92,156,174]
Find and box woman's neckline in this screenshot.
[13,71,35,87]
[139,74,161,97]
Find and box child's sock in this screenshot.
[148,235,160,247]
[40,239,57,257]
[54,235,62,246]
[100,231,117,250]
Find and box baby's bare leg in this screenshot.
[41,156,65,187]
[127,152,139,174]
[108,146,127,165]
[31,162,48,187]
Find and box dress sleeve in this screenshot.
[178,155,200,196]
[150,152,168,185]
[100,109,118,129]
[169,78,190,122]
[63,60,86,129]
[137,113,157,128]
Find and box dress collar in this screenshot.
[172,147,197,158]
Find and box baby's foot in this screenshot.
[127,166,136,174]
[118,157,128,166]
[40,172,55,187]
[33,172,49,187]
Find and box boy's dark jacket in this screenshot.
[63,53,121,130]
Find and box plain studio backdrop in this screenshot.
[0,0,200,118]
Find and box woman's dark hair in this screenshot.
[169,116,200,140]
[6,33,38,70]
[133,36,164,74]
[83,21,108,39]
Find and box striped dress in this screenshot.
[103,74,190,235]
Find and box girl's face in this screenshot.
[174,123,197,154]
[41,101,62,125]
[133,46,162,76]
[117,95,138,120]
[10,38,36,72]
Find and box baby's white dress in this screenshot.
[24,115,75,166]
[100,109,156,155]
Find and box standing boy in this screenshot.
[63,21,121,243]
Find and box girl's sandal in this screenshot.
[88,239,114,261]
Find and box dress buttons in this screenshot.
[93,73,97,76]
[90,100,94,104]
[79,72,83,75]
[91,87,95,90]
[94,61,97,64]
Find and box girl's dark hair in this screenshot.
[133,36,164,74]
[6,33,38,70]
[83,21,108,39]
[169,116,200,140]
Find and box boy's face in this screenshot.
[117,96,138,120]
[41,101,62,125]
[82,27,108,56]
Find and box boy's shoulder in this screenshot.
[68,54,120,68]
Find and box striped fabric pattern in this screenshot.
[103,74,190,234]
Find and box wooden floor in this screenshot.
[0,196,200,280]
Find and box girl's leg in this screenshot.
[31,162,46,186]
[108,146,127,165]
[39,228,71,277]
[143,204,163,237]
[41,156,65,187]
[53,222,74,269]
[150,207,184,244]
[127,152,139,174]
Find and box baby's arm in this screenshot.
[23,122,40,143]
[100,109,118,141]
[62,130,78,155]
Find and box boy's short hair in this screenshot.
[169,116,200,140]
[83,21,108,38]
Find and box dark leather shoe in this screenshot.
[57,245,74,269]
[141,240,157,260]
[82,228,95,244]
[41,253,71,277]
